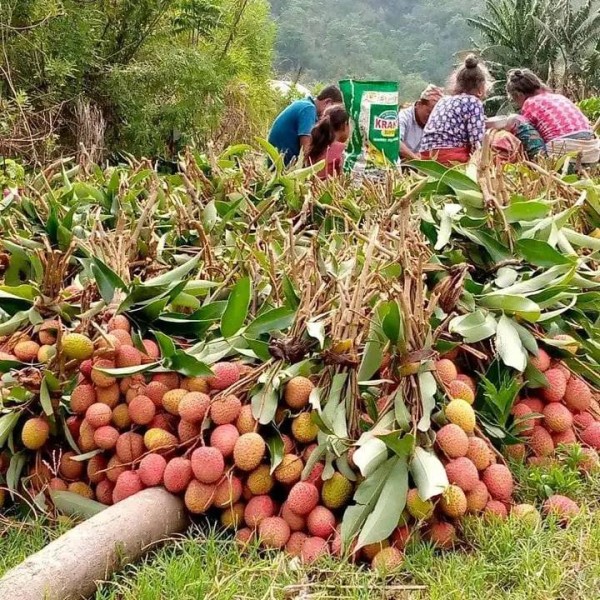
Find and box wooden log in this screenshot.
[0,488,188,600]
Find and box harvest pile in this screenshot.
[1,145,600,571]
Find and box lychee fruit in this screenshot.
[163,457,193,493]
[145,382,168,407]
[445,457,479,492]
[563,378,592,413]
[426,521,456,549]
[106,456,127,483]
[178,420,200,443]
[68,481,94,499]
[141,339,160,362]
[85,403,112,428]
[128,395,156,425]
[362,541,389,562]
[95,480,115,505]
[179,392,210,423]
[372,546,403,573]
[210,394,242,425]
[112,403,132,429]
[448,380,475,404]
[181,376,209,393]
[70,384,96,414]
[505,443,526,461]
[87,454,108,484]
[530,349,551,372]
[91,359,116,388]
[466,437,494,471]
[286,531,308,556]
[190,447,225,484]
[95,383,120,408]
[436,424,469,458]
[210,424,239,458]
[574,412,595,429]
[208,362,241,391]
[300,537,329,564]
[233,433,265,471]
[236,404,257,434]
[466,481,489,513]
[116,431,145,463]
[445,399,475,433]
[522,397,544,413]
[62,333,94,361]
[581,422,600,449]
[247,464,274,495]
[78,419,97,452]
[281,501,306,531]
[38,320,60,345]
[152,372,180,391]
[529,426,554,457]
[139,453,167,486]
[406,488,434,520]
[94,425,120,450]
[49,478,68,492]
[553,334,578,355]
[162,389,187,415]
[213,475,243,508]
[108,315,131,332]
[59,451,84,480]
[258,516,291,549]
[21,417,50,450]
[115,346,142,369]
[291,412,319,443]
[485,500,508,519]
[543,494,579,523]
[321,472,353,509]
[306,506,336,539]
[456,374,476,393]
[482,464,514,501]
[578,447,600,473]
[553,428,577,447]
[541,368,567,403]
[220,502,245,529]
[543,403,573,433]
[440,484,467,518]
[512,403,539,434]
[143,428,178,452]
[185,480,215,514]
[284,376,314,410]
[244,495,276,527]
[287,482,319,516]
[436,359,458,385]
[112,471,143,503]
[274,454,303,485]
[511,503,541,526]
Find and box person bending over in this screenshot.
[506,69,599,168]
[306,106,350,178]
[420,55,491,166]
[398,85,443,160]
[268,86,343,166]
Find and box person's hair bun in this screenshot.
[464,55,479,69]
[512,69,523,78]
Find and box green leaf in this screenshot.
[221,276,251,338]
[381,301,402,345]
[377,432,415,458]
[246,307,296,337]
[0,412,20,448]
[95,363,160,377]
[504,201,550,222]
[357,308,386,382]
[524,363,549,389]
[153,331,176,359]
[167,352,212,377]
[409,447,449,500]
[7,452,26,492]
[145,255,200,287]
[457,228,511,262]
[91,257,126,304]
[393,388,411,432]
[353,437,388,477]
[282,275,300,310]
[496,315,528,372]
[487,265,574,297]
[516,239,572,267]
[417,372,437,432]
[0,311,30,336]
[40,376,54,417]
[50,491,107,518]
[251,385,279,426]
[356,456,408,550]
[267,434,285,474]
[70,449,103,462]
[255,138,284,175]
[449,311,497,343]
[306,320,326,349]
[478,295,541,322]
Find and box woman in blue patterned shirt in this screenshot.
[420,55,492,166]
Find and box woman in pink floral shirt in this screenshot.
[506,69,599,166]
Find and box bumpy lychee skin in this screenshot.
[284,376,314,410]
[143,428,178,452]
[440,484,467,518]
[287,482,320,516]
[512,403,539,435]
[108,315,131,332]
[185,480,215,514]
[94,425,120,450]
[553,428,577,447]
[300,537,330,564]
[112,404,132,430]
[244,495,276,527]
[152,372,180,391]
[321,472,353,509]
[456,374,476,393]
[448,380,475,405]
[38,320,60,345]
[274,454,304,485]
[162,389,187,415]
[563,378,592,413]
[210,424,239,458]
[128,395,156,426]
[286,532,309,557]
[426,521,457,549]
[181,376,209,393]
[179,392,211,423]
[95,383,120,408]
[522,397,545,414]
[115,346,142,369]
[466,481,489,513]
[85,403,112,428]
[529,426,555,457]
[210,394,242,425]
[281,501,306,532]
[163,458,193,493]
[116,432,145,463]
[247,465,274,496]
[21,418,50,450]
[543,403,574,433]
[71,384,96,415]
[233,433,266,472]
[543,494,579,523]
[62,333,94,361]
[236,405,257,434]
[542,368,567,403]
[49,477,68,492]
[145,382,168,408]
[112,471,143,503]
[95,480,115,505]
[106,456,127,483]
[213,475,243,508]
[436,424,469,458]
[178,420,200,443]
[581,422,600,449]
[59,451,84,480]
[485,500,508,519]
[445,457,479,492]
[436,359,458,385]
[291,412,319,443]
[258,516,291,549]
[372,547,403,573]
[78,419,97,452]
[530,349,551,372]
[482,464,514,501]
[574,412,595,430]
[139,453,167,487]
[307,506,336,539]
[87,455,108,484]
[445,399,476,433]
[406,488,434,520]
[191,447,225,484]
[141,339,160,362]
[91,359,117,388]
[68,482,94,499]
[221,502,245,529]
[208,362,241,391]
[511,503,541,526]
[466,437,494,471]
[578,447,600,473]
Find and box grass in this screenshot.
[1,467,600,600]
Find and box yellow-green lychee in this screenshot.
[21,418,50,450]
[445,399,476,433]
[62,333,94,360]
[406,488,434,520]
[321,472,353,509]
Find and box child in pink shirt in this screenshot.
[306,105,350,178]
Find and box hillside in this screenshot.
[269,0,483,99]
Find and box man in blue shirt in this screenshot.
[268,86,343,165]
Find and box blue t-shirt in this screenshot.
[268,98,318,165]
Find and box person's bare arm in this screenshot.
[400,142,419,161]
[299,135,311,152]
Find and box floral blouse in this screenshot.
[420,94,486,152]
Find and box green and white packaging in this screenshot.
[339,79,400,179]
